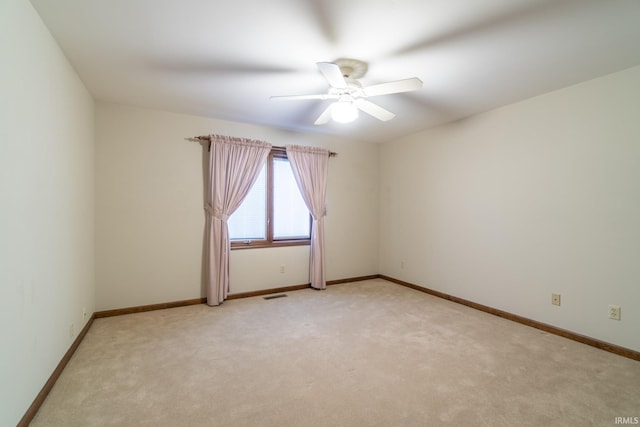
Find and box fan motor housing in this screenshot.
[334,58,368,79]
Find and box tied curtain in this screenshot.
[286,145,330,290]
[203,135,271,306]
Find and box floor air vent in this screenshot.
[263,294,287,300]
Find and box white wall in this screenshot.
[0,1,95,425]
[380,66,640,352]
[96,103,379,311]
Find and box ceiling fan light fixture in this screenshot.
[331,101,358,123]
[271,60,422,125]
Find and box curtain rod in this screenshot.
[185,136,337,157]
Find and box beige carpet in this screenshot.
[31,279,640,426]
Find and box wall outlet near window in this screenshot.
[279,265,285,274]
[400,260,405,269]
[608,305,621,320]
[551,293,561,306]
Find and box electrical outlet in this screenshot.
[400,260,405,269]
[82,307,87,320]
[279,265,285,274]
[608,305,621,320]
[551,293,561,306]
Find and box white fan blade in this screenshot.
[354,98,395,121]
[363,77,423,97]
[270,94,338,101]
[317,62,347,89]
[314,104,334,125]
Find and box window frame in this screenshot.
[230,149,311,250]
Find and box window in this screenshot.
[228,149,311,248]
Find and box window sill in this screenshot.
[230,240,311,250]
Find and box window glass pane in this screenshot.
[228,163,266,240]
[273,158,311,239]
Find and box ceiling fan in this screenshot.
[270,58,423,124]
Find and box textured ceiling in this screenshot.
[29,0,640,143]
